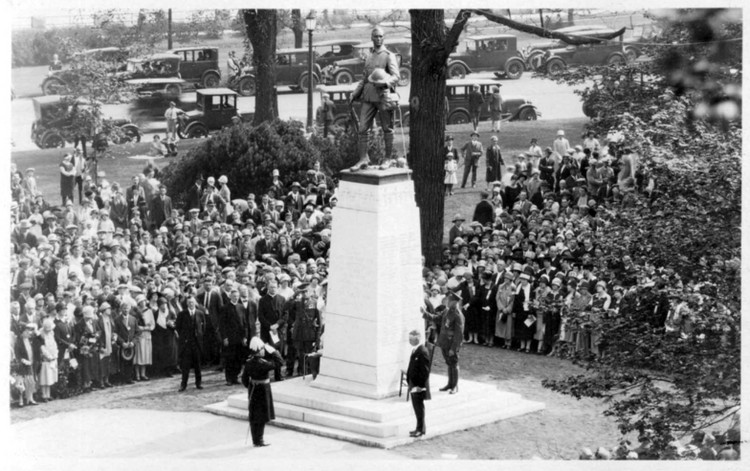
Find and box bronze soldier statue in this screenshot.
[350,26,401,171]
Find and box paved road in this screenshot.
[11,67,585,151]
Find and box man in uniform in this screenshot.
[423,290,464,394]
[350,27,400,170]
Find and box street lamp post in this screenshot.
[306,12,316,132]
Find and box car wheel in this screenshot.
[238,77,256,96]
[518,107,537,121]
[504,58,524,80]
[397,67,411,87]
[333,114,349,127]
[41,132,65,149]
[186,124,209,139]
[624,47,638,62]
[526,50,545,71]
[203,72,221,88]
[334,70,354,85]
[545,58,566,76]
[299,73,319,93]
[448,63,466,79]
[447,110,470,125]
[42,78,66,96]
[607,53,626,67]
[112,125,141,144]
[165,84,182,97]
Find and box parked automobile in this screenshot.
[120,54,187,98]
[325,41,411,87]
[30,95,140,149]
[41,47,130,96]
[622,24,662,61]
[166,46,222,88]
[447,34,526,80]
[524,25,622,70]
[444,78,541,124]
[538,42,626,76]
[176,88,254,138]
[230,48,322,97]
[313,39,362,69]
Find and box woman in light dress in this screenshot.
[134,294,155,381]
[38,318,59,402]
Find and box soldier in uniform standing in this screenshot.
[422,290,464,394]
[350,27,401,170]
[242,337,284,447]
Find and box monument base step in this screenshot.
[205,374,545,449]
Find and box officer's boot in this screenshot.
[379,132,395,169]
[350,136,371,172]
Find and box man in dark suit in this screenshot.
[290,229,314,261]
[196,275,223,366]
[175,296,206,391]
[406,329,431,438]
[472,191,494,227]
[485,135,503,186]
[285,182,305,222]
[218,287,247,385]
[257,279,287,381]
[184,177,203,212]
[149,185,173,230]
[114,303,139,384]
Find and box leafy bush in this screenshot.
[160,119,373,207]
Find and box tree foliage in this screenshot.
[159,120,360,206]
[540,8,741,456]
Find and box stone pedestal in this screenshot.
[313,168,424,399]
[206,168,546,448]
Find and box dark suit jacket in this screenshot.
[472,200,495,226]
[114,314,139,347]
[406,343,432,400]
[486,145,503,170]
[242,298,260,340]
[219,301,247,346]
[437,306,464,353]
[184,185,203,212]
[196,288,223,327]
[291,236,314,261]
[175,308,206,355]
[149,194,173,229]
[258,294,287,344]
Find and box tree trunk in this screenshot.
[291,9,304,49]
[408,9,470,264]
[243,9,278,125]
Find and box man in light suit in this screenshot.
[406,329,431,438]
[175,296,205,391]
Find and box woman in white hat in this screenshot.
[38,318,59,402]
[134,294,155,381]
[241,337,284,447]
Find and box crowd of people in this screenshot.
[430,128,651,358]
[10,155,335,405]
[9,125,668,410]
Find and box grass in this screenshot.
[12,117,586,209]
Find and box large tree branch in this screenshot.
[471,9,626,45]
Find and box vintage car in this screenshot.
[444,78,541,124]
[41,47,130,96]
[325,42,411,87]
[176,88,254,138]
[120,54,188,98]
[538,42,626,76]
[313,39,362,69]
[167,46,222,88]
[447,34,526,80]
[230,48,322,97]
[322,84,410,128]
[622,24,661,61]
[30,95,140,149]
[524,25,622,70]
